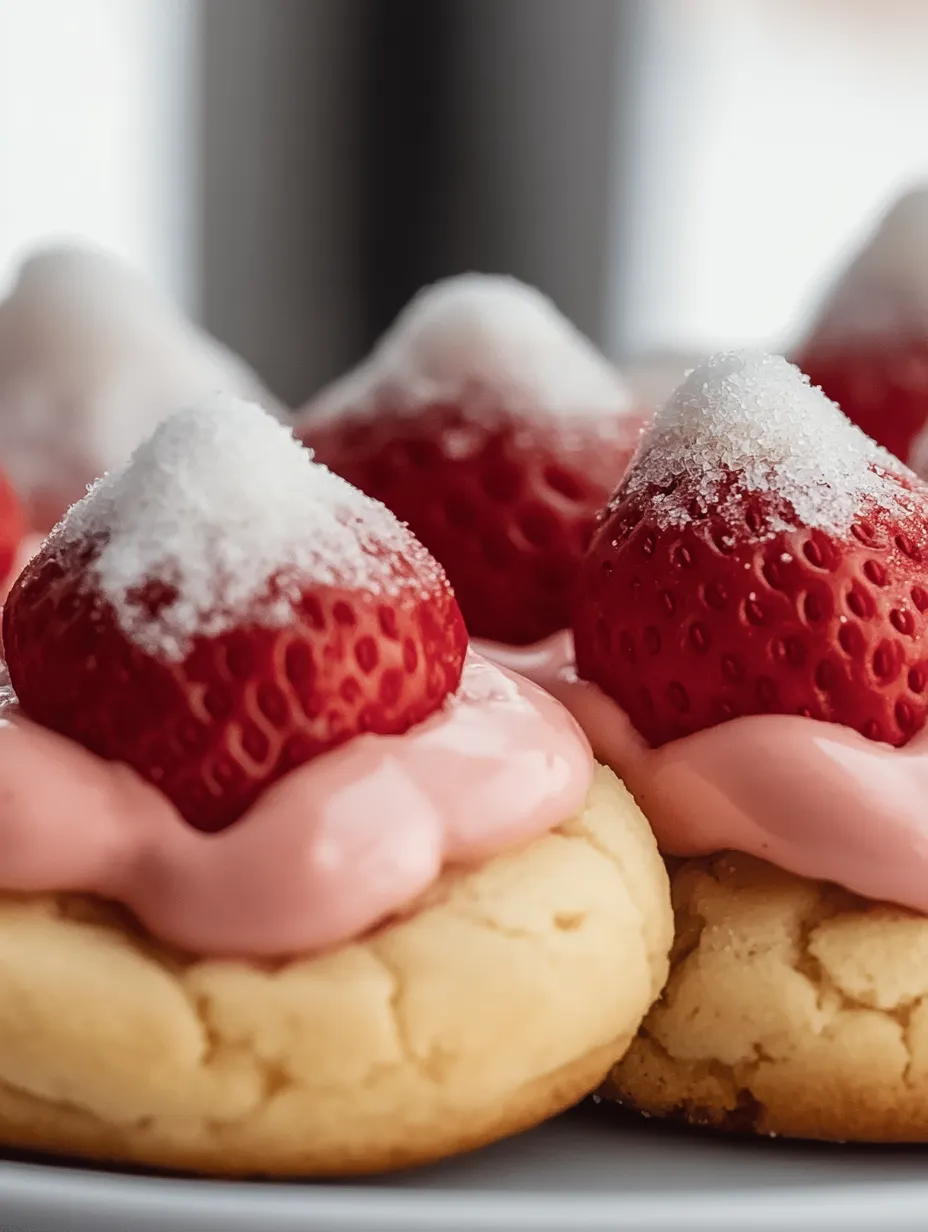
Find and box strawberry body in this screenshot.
[2,400,469,832]
[4,538,467,833]
[303,402,642,645]
[573,351,928,750]
[799,341,928,466]
[575,479,928,747]
[299,273,641,644]
[794,187,928,468]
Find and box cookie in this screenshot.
[0,764,671,1176]
[605,852,928,1142]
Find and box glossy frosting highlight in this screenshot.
[478,632,928,912]
[0,653,592,957]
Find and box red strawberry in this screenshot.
[796,189,928,466]
[798,342,928,467]
[573,351,928,748]
[299,274,642,645]
[3,399,467,832]
[0,465,24,587]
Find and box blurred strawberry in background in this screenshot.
[298,274,646,646]
[798,188,928,470]
[0,466,24,591]
[0,247,283,535]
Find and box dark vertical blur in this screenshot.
[200,0,369,409]
[358,0,621,350]
[360,0,460,342]
[200,0,621,408]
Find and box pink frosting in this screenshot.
[477,632,928,913]
[0,652,592,957]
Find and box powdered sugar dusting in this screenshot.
[0,246,283,529]
[806,187,928,347]
[304,274,632,429]
[15,247,175,320]
[54,397,440,659]
[624,351,912,535]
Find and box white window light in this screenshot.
[0,0,196,306]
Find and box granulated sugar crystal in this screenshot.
[624,351,913,535]
[55,397,439,659]
[308,273,632,426]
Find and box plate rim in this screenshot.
[3,1155,928,1232]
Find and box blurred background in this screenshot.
[2,0,928,408]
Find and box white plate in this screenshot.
[1,1105,927,1232]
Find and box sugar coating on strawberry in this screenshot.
[802,188,928,348]
[4,398,468,831]
[58,397,440,660]
[798,190,928,465]
[309,273,633,433]
[0,246,281,533]
[574,351,928,748]
[624,351,908,536]
[301,275,641,644]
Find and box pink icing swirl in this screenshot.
[0,652,592,957]
[477,632,928,912]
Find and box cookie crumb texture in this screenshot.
[0,766,670,1175]
[605,853,928,1141]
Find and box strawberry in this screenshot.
[796,189,928,466]
[798,342,928,466]
[298,274,642,645]
[3,399,468,832]
[0,465,24,587]
[573,351,928,748]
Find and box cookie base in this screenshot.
[605,853,928,1143]
[0,764,672,1175]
